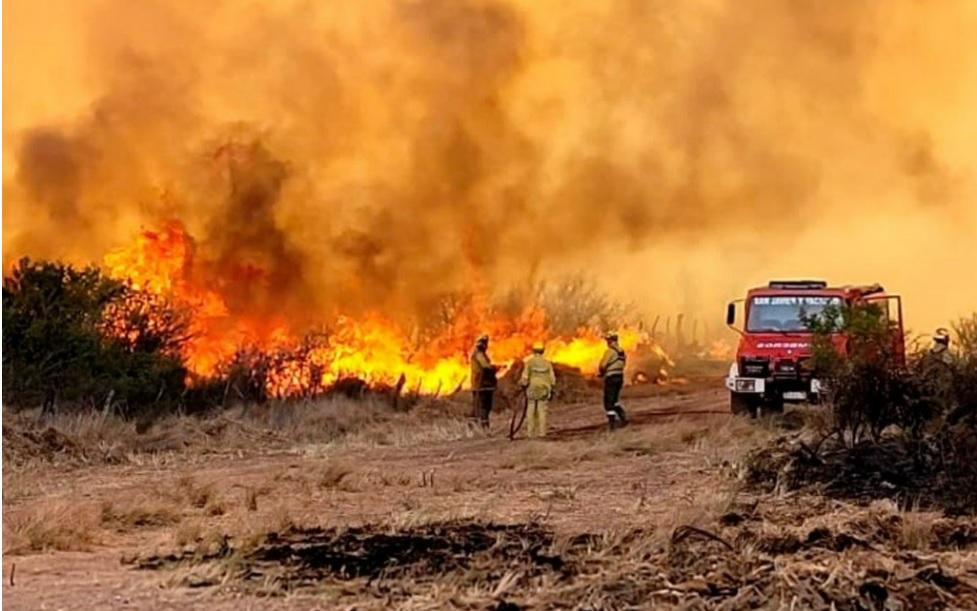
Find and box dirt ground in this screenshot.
[4,380,977,609]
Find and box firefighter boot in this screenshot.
[606,411,620,431]
[614,404,629,427]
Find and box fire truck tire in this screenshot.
[729,392,759,416]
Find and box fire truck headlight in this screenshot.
[735,379,756,392]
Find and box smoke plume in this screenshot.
[4,0,977,331]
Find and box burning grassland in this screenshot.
[92,219,673,401]
[4,245,692,417]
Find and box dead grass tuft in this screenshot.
[4,500,100,555]
[244,488,259,512]
[3,468,44,506]
[175,475,215,509]
[205,498,227,517]
[317,461,354,489]
[868,499,940,550]
[496,441,570,471]
[100,497,182,531]
[898,510,939,550]
[173,520,204,548]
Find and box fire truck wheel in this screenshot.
[729,392,759,416]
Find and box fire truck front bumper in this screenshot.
[726,362,765,394]
[725,375,765,394]
[725,364,823,401]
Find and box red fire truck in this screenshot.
[724,280,904,415]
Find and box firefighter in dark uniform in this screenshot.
[470,334,498,427]
[598,332,629,429]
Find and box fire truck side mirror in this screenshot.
[726,302,736,326]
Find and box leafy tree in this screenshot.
[3,258,188,415]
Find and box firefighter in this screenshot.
[922,327,957,418]
[519,342,556,438]
[930,328,954,365]
[470,334,498,427]
[598,332,628,429]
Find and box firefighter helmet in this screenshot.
[934,328,950,346]
[532,342,545,353]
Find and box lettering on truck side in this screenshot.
[756,342,810,349]
[752,297,840,306]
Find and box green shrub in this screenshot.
[2,258,188,415]
[804,303,928,444]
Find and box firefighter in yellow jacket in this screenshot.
[598,332,628,429]
[519,342,556,438]
[470,334,498,427]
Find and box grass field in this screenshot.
[4,379,976,609]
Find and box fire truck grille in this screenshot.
[740,357,769,377]
[773,359,802,378]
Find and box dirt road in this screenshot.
[3,383,749,609]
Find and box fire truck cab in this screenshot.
[724,280,904,415]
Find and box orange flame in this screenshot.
[102,222,662,397]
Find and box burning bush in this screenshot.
[3,258,187,415]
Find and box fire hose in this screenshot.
[508,392,528,441]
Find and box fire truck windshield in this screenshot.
[747,295,842,332]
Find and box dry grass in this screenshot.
[867,499,940,551]
[2,468,45,506]
[317,460,354,489]
[21,387,971,608]
[172,520,206,548]
[130,484,977,610]
[2,396,408,469]
[320,414,482,452]
[4,474,237,554]
[496,441,569,471]
[489,413,771,479]
[41,411,137,449]
[15,388,915,608]
[4,500,100,555]
[898,510,939,550]
[100,497,182,532]
[173,475,216,509]
[163,500,304,559]
[237,398,390,444]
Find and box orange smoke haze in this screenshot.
[4,0,977,358]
